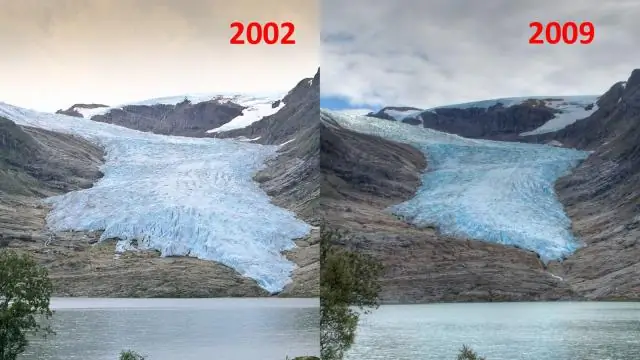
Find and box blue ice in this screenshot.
[323,109,590,261]
[0,102,311,292]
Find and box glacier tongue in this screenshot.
[324,110,590,262]
[0,102,311,293]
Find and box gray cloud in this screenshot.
[322,0,640,108]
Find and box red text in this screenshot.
[529,21,594,45]
[230,21,296,45]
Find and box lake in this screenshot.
[345,302,640,360]
[20,298,319,360]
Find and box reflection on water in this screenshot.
[345,302,640,360]
[21,298,319,360]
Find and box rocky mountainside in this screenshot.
[550,69,640,299]
[320,111,575,303]
[88,99,245,137]
[236,68,320,296]
[0,116,102,196]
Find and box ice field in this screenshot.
[324,109,591,261]
[0,102,310,292]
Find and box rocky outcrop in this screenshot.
[89,99,244,137]
[214,68,319,145]
[552,70,640,300]
[0,116,102,196]
[320,111,576,303]
[56,103,109,118]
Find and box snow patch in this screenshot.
[323,109,590,262]
[0,101,310,293]
[520,96,599,135]
[384,108,424,121]
[72,106,110,119]
[207,98,284,133]
[279,138,296,147]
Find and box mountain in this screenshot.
[321,111,574,303]
[367,96,599,141]
[57,94,284,138]
[322,69,640,302]
[0,71,319,298]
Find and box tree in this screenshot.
[457,345,486,360]
[119,350,146,360]
[0,250,54,360]
[320,225,384,360]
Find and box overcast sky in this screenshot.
[0,0,318,111]
[321,0,640,110]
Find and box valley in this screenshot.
[0,70,320,298]
[321,69,640,303]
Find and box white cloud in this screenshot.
[321,0,640,108]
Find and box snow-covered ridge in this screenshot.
[378,96,599,136]
[67,93,285,134]
[0,101,310,293]
[323,109,590,261]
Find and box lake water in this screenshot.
[345,302,640,360]
[20,298,319,360]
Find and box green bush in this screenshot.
[0,250,54,360]
[119,350,145,360]
[457,345,486,360]
[320,225,384,360]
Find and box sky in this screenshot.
[0,0,318,112]
[321,0,640,111]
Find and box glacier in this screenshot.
[324,109,590,261]
[0,102,311,293]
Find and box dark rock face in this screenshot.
[213,68,319,145]
[0,116,103,195]
[368,102,559,140]
[89,99,244,137]
[320,111,576,303]
[552,70,640,300]
[56,103,109,118]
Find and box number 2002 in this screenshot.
[529,21,594,45]
[230,21,295,45]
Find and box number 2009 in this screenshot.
[230,21,295,45]
[529,21,594,45]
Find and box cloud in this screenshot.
[0,0,318,111]
[321,0,640,108]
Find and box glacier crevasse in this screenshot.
[0,102,311,293]
[324,109,590,261]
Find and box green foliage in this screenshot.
[0,250,54,360]
[457,345,486,360]
[119,350,145,360]
[320,224,384,360]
